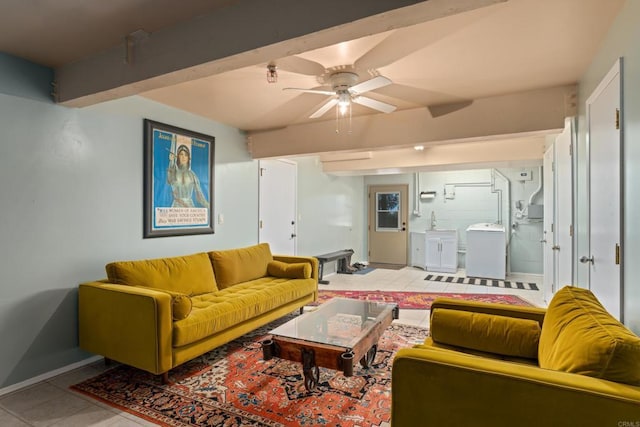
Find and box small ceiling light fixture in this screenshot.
[414,145,425,151]
[337,91,351,116]
[266,64,278,83]
[335,91,353,134]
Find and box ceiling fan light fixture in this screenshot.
[337,92,351,116]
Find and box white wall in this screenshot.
[295,156,366,266]
[576,0,640,333]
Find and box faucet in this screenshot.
[430,211,436,230]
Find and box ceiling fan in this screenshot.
[283,71,397,119]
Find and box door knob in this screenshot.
[580,255,594,264]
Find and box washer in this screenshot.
[465,223,506,280]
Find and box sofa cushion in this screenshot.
[430,308,541,359]
[267,260,312,279]
[208,243,273,289]
[172,276,316,347]
[106,252,217,295]
[415,338,539,366]
[539,286,640,385]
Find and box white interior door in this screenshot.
[259,159,297,255]
[542,145,555,303]
[542,119,574,304]
[555,118,574,290]
[585,59,622,320]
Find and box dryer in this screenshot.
[465,223,506,280]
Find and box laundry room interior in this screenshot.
[367,167,544,278]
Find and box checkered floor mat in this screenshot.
[425,274,539,291]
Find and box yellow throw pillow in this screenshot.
[170,293,193,321]
[430,308,541,359]
[135,287,193,320]
[267,260,312,279]
[539,286,640,385]
[105,252,217,295]
[208,243,273,288]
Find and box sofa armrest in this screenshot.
[273,255,319,283]
[78,281,173,375]
[431,297,546,326]
[392,347,640,427]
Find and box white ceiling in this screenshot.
[0,0,624,172]
[140,0,622,132]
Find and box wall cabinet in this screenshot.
[425,230,458,273]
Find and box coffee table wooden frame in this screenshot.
[262,298,399,391]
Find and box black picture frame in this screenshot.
[143,119,215,238]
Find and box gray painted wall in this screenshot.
[0,56,366,389]
[0,91,256,389]
[0,53,52,102]
[576,0,640,333]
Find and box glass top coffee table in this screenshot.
[262,297,399,391]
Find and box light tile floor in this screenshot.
[320,266,545,328]
[0,267,544,426]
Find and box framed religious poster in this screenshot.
[143,119,215,238]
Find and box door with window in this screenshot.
[368,185,408,265]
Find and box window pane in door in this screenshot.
[376,192,400,231]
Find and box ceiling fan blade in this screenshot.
[310,98,338,119]
[350,76,392,94]
[352,96,397,114]
[283,87,335,96]
[375,83,470,107]
[276,56,326,76]
[428,100,474,118]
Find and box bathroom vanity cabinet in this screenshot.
[425,230,458,273]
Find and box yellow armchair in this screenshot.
[391,287,640,426]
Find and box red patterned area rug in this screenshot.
[71,314,427,427]
[315,290,533,309]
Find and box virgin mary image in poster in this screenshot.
[151,128,213,234]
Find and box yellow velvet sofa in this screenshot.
[391,286,640,426]
[79,243,318,381]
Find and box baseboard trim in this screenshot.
[0,355,103,397]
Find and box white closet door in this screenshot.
[259,159,297,255]
[585,59,622,320]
